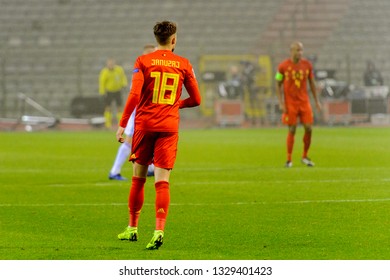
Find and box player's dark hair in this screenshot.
[153,21,177,45]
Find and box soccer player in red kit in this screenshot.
[116,21,201,249]
[275,41,321,168]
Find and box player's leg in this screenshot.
[283,105,298,167]
[301,104,315,166]
[154,167,171,230]
[118,130,153,241]
[301,123,315,166]
[146,132,178,250]
[147,163,155,176]
[146,167,171,250]
[302,124,312,158]
[110,111,136,180]
[109,136,132,180]
[286,125,296,167]
[128,162,149,227]
[117,163,148,241]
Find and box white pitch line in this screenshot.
[48,182,115,187]
[42,177,390,188]
[174,178,390,185]
[172,198,390,205]
[177,167,390,171]
[1,198,389,207]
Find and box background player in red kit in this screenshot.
[116,21,201,249]
[275,41,321,168]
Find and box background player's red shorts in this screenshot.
[282,102,313,126]
[130,130,178,169]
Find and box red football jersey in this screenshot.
[277,58,314,104]
[120,50,201,132]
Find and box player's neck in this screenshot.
[291,58,300,64]
[158,45,173,51]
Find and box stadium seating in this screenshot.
[318,0,390,87]
[0,0,389,120]
[0,0,282,118]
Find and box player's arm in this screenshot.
[275,71,285,113]
[117,87,141,143]
[180,82,201,108]
[117,61,143,142]
[308,72,321,112]
[180,66,201,108]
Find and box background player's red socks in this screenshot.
[155,181,170,231]
[129,176,146,227]
[303,131,312,158]
[287,132,295,161]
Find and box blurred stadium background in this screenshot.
[1,0,390,129]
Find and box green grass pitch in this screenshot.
[0,126,389,260]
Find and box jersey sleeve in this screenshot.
[275,63,285,82]
[180,62,201,109]
[119,58,144,128]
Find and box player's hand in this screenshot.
[279,103,286,113]
[116,126,125,143]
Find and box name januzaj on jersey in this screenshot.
[151,59,180,68]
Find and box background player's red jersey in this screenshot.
[277,58,314,104]
[120,50,201,132]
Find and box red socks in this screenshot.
[303,131,312,158]
[128,176,146,227]
[155,181,170,231]
[286,132,294,161]
[286,130,312,160]
[128,177,170,231]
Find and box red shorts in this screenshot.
[282,102,313,126]
[130,130,179,169]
